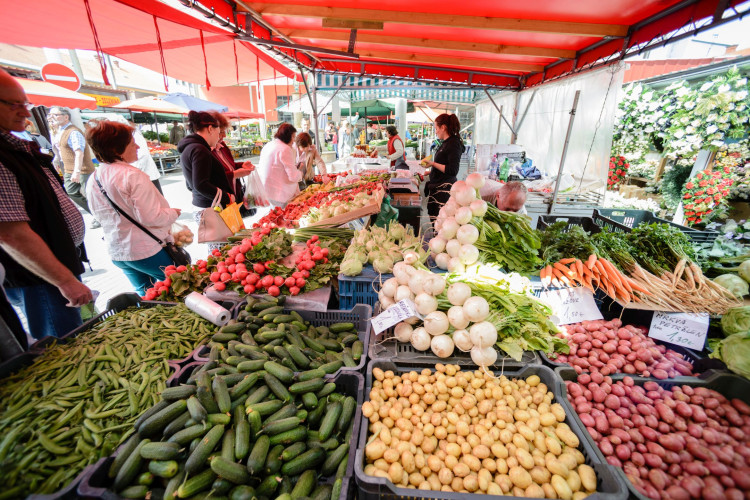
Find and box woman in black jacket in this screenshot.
[178,111,234,220]
[423,113,464,223]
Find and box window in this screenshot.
[277,96,292,123]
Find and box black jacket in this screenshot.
[428,134,464,187]
[178,134,233,208]
[0,137,84,288]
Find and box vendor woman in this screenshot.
[369,125,406,168]
[423,113,464,221]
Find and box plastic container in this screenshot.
[79,370,364,500]
[594,208,719,244]
[555,366,750,500]
[231,300,372,375]
[338,265,393,310]
[355,359,628,500]
[537,215,606,234]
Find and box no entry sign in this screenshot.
[41,63,81,92]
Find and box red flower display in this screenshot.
[681,167,735,226]
[607,155,629,190]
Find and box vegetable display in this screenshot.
[99,353,357,499]
[549,319,696,378]
[340,222,426,276]
[564,373,750,500]
[0,305,214,498]
[363,364,600,497]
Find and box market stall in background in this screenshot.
[2,0,750,499]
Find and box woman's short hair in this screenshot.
[296,132,313,148]
[86,120,133,164]
[207,111,229,130]
[385,125,398,138]
[275,123,297,144]
[187,110,218,133]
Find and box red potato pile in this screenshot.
[565,373,750,500]
[552,319,695,379]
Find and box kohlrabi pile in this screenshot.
[431,173,541,273]
[339,222,426,276]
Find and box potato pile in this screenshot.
[363,364,599,498]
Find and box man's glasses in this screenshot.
[0,99,34,111]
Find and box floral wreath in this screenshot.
[607,155,629,190]
[682,167,734,225]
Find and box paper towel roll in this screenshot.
[184,292,230,326]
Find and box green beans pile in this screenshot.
[0,304,215,499]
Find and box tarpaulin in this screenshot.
[1,0,298,89]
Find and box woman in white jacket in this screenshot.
[257,123,302,207]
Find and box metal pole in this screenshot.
[153,111,161,144]
[483,89,515,138]
[469,113,477,173]
[548,90,581,216]
[311,71,321,154]
[495,105,503,144]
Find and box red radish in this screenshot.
[296,278,306,288]
[244,284,255,294]
[220,272,231,282]
[284,277,296,288]
[253,263,265,274]
[289,286,300,296]
[247,274,259,285]
[214,282,226,291]
[228,264,237,273]
[235,254,245,263]
[268,285,280,297]
[273,276,284,287]
[260,275,274,288]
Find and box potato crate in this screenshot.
[355,359,628,500]
[555,366,750,500]
[78,370,365,500]
[230,299,372,375]
[594,208,719,244]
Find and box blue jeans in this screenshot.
[113,249,173,296]
[6,278,83,340]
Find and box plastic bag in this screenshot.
[219,203,245,234]
[244,170,269,207]
[170,222,194,247]
[374,195,399,228]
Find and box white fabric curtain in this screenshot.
[473,63,625,191]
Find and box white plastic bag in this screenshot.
[244,170,269,207]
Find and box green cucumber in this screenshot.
[222,427,235,461]
[264,373,293,403]
[212,478,234,496]
[221,322,247,334]
[286,345,311,368]
[281,442,307,461]
[229,373,260,399]
[290,469,316,499]
[163,411,191,438]
[269,426,307,446]
[140,441,181,460]
[337,396,356,433]
[212,376,232,413]
[229,485,256,500]
[246,434,270,475]
[185,424,225,475]
[247,406,262,437]
[149,460,179,479]
[335,451,349,478]
[263,361,294,384]
[236,359,265,373]
[318,361,343,375]
[120,485,148,499]
[302,336,326,353]
[295,368,325,382]
[168,423,212,446]
[244,384,270,405]
[161,385,197,401]
[311,484,333,500]
[262,417,302,436]
[264,444,284,474]
[256,474,281,498]
[339,334,358,346]
[307,437,339,451]
[280,357,299,373]
[351,341,363,361]
[164,468,186,500]
[301,392,318,410]
[114,438,150,491]
[235,419,250,460]
[211,456,251,485]
[266,404,299,424]
[196,386,220,414]
[315,383,337,399]
[207,413,231,425]
[259,330,286,342]
[321,443,349,476]
[252,300,278,312]
[342,351,356,368]
[331,478,343,500]
[247,399,284,417]
[137,471,154,486]
[213,332,239,342]
[108,433,140,479]
[176,468,216,498]
[318,338,342,352]
[139,400,188,438]
[289,378,326,395]
[187,396,208,423]
[318,402,342,441]
[329,322,354,333]
[280,447,326,476]
[307,400,327,428]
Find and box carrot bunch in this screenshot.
[540,254,650,304]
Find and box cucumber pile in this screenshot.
[205,296,364,375]
[104,361,357,499]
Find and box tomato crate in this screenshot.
[355,359,628,500]
[594,208,719,244]
[555,366,750,500]
[229,299,372,375]
[78,370,365,500]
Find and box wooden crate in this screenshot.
[306,188,385,227]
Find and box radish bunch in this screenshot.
[432,173,487,272]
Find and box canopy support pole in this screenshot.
[548,90,580,216]
[514,89,537,141]
[152,111,161,144]
[495,105,503,143]
[483,89,515,141]
[298,65,322,153]
[319,75,350,116]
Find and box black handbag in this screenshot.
[94,175,191,267]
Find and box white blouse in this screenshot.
[258,139,303,204]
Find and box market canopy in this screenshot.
[161,93,227,112]
[347,99,414,116]
[193,0,743,89]
[111,96,188,114]
[16,78,97,110]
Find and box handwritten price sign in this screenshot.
[371,299,421,335]
[648,312,709,350]
[539,288,602,326]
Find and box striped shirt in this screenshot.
[0,131,85,246]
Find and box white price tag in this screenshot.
[648,312,709,350]
[539,287,603,326]
[371,299,420,335]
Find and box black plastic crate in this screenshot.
[231,300,372,375]
[555,366,750,500]
[78,370,364,500]
[355,359,628,500]
[537,215,604,234]
[594,208,719,244]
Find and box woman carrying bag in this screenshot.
[85,121,182,295]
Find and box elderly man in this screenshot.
[494,181,528,214]
[49,106,96,218]
[169,120,185,145]
[0,69,93,340]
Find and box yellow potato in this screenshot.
[453,462,470,478]
[487,482,503,495]
[509,466,533,489]
[577,464,597,492]
[409,472,425,487]
[401,450,415,473]
[461,454,481,472]
[525,483,546,498]
[558,452,578,472]
[438,468,453,485]
[552,473,573,500]
[477,469,493,492]
[546,455,570,479]
[567,469,582,492]
[545,436,563,456]
[383,448,400,464]
[495,474,513,493]
[539,412,557,427]
[530,465,551,484]
[463,473,480,492]
[473,444,491,460]
[526,375,541,387]
[550,403,566,422]
[365,440,386,461]
[388,462,403,484]
[515,448,535,470]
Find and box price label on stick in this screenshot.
[371,299,421,335]
[539,287,603,326]
[648,311,709,350]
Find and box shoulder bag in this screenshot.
[94,174,191,267]
[198,189,233,243]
